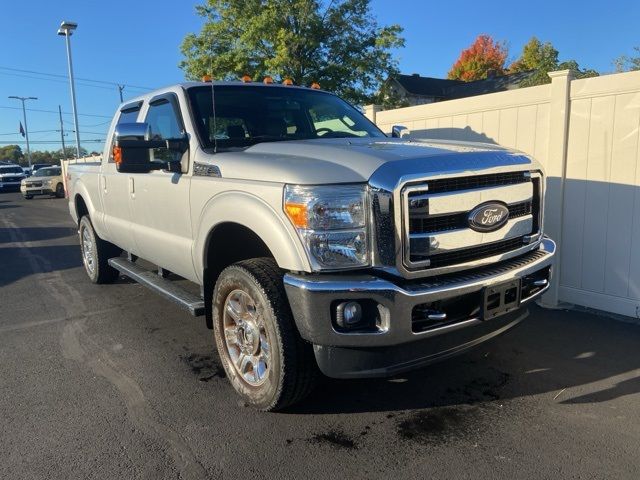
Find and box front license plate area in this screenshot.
[483,279,521,320]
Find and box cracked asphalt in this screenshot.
[1,191,639,479]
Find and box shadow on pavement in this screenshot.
[0,227,77,244]
[285,306,640,414]
[0,245,81,287]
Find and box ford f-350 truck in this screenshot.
[65,81,555,411]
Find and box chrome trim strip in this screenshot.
[426,182,532,216]
[409,215,533,256]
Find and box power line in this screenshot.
[0,66,154,91]
[0,105,112,118]
[0,139,104,145]
[0,71,115,91]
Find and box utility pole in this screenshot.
[118,84,125,103]
[57,20,81,159]
[58,105,67,160]
[8,96,37,169]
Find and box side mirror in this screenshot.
[114,122,188,173]
[391,125,410,138]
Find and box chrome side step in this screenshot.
[108,257,205,316]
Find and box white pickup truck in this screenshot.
[66,80,555,411]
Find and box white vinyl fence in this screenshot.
[365,70,640,318]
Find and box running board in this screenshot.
[108,257,205,316]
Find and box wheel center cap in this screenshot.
[238,323,259,354]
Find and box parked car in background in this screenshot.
[22,167,32,177]
[0,164,27,192]
[21,166,64,199]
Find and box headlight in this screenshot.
[284,184,369,270]
[43,179,52,186]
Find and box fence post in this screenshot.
[541,69,575,307]
[363,104,382,123]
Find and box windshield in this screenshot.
[187,85,385,151]
[0,166,23,174]
[34,167,60,177]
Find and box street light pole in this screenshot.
[57,20,82,159]
[8,96,37,168]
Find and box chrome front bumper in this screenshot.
[284,237,555,349]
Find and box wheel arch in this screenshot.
[194,191,310,328]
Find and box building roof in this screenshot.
[392,71,537,100]
[393,74,463,97]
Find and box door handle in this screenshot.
[101,175,107,192]
[129,177,135,196]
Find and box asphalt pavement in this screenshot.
[1,191,639,479]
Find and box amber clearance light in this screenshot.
[263,76,274,84]
[113,146,122,166]
[284,202,308,228]
[310,82,320,89]
[282,78,294,86]
[241,74,252,83]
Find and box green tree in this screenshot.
[510,37,598,86]
[0,145,23,162]
[447,35,508,81]
[614,47,640,72]
[179,0,404,105]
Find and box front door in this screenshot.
[100,103,142,253]
[128,94,195,280]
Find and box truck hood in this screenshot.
[209,138,535,186]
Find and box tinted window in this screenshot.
[188,86,384,151]
[144,98,183,162]
[145,99,182,140]
[117,106,140,124]
[34,167,61,177]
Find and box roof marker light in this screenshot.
[241,75,252,83]
[282,78,294,86]
[263,76,274,84]
[310,82,320,90]
[202,74,212,82]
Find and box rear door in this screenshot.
[128,93,194,280]
[100,102,142,253]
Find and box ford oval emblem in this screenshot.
[468,202,509,232]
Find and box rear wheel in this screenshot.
[55,183,64,198]
[213,258,317,411]
[78,215,122,284]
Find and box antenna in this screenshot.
[211,77,218,153]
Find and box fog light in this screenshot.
[336,301,362,328]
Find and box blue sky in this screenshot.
[0,0,637,153]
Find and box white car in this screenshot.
[0,164,27,192]
[20,166,64,199]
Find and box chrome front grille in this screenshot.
[401,171,542,272]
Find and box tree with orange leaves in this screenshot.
[448,35,508,81]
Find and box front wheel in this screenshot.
[55,183,64,198]
[213,258,318,411]
[78,215,122,284]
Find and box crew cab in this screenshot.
[21,165,64,199]
[65,81,555,410]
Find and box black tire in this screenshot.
[213,258,318,411]
[55,183,65,198]
[78,215,122,284]
[23,195,33,200]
